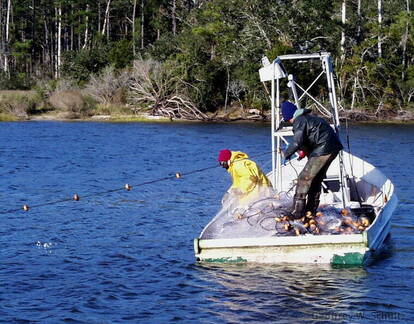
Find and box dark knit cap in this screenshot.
[281,101,297,121]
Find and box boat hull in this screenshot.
[194,234,370,266]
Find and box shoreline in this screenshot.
[2,111,414,125]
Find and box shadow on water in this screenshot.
[368,233,395,262]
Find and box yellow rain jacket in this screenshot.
[227,151,272,203]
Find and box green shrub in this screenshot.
[0,71,34,90]
[108,40,134,69]
[61,46,109,83]
[48,90,90,118]
[0,112,18,121]
[0,90,42,118]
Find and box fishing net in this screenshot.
[200,187,371,240]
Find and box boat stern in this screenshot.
[194,234,369,266]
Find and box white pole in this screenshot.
[276,77,282,191]
[271,61,276,189]
[324,55,339,127]
[288,74,301,109]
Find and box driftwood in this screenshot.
[339,108,410,122]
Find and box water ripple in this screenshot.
[0,122,413,323]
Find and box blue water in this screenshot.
[0,121,413,323]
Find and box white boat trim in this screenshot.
[198,233,366,249]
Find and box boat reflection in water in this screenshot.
[194,262,369,322]
[193,236,396,322]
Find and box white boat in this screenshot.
[194,52,398,266]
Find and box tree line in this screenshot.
[0,0,413,119]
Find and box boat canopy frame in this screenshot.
[259,52,348,207]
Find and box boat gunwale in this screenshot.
[197,232,367,249]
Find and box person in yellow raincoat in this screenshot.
[218,149,272,206]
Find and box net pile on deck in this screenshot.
[201,191,371,240]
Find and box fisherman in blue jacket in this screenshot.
[281,93,297,123]
[282,108,343,219]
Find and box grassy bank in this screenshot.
[0,113,19,121]
[25,111,414,124]
[1,90,414,124]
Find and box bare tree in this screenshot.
[223,60,230,110]
[132,0,137,56]
[357,0,362,41]
[140,0,144,49]
[85,66,130,104]
[241,10,272,50]
[102,0,111,37]
[341,0,346,59]
[83,3,90,49]
[172,0,177,35]
[378,0,382,58]
[56,4,62,78]
[229,80,246,109]
[401,0,410,80]
[0,0,3,70]
[4,0,11,73]
[129,59,208,120]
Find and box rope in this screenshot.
[0,150,276,215]
[344,116,363,207]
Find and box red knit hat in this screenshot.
[218,149,232,162]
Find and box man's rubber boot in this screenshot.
[306,198,320,216]
[291,194,307,219]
